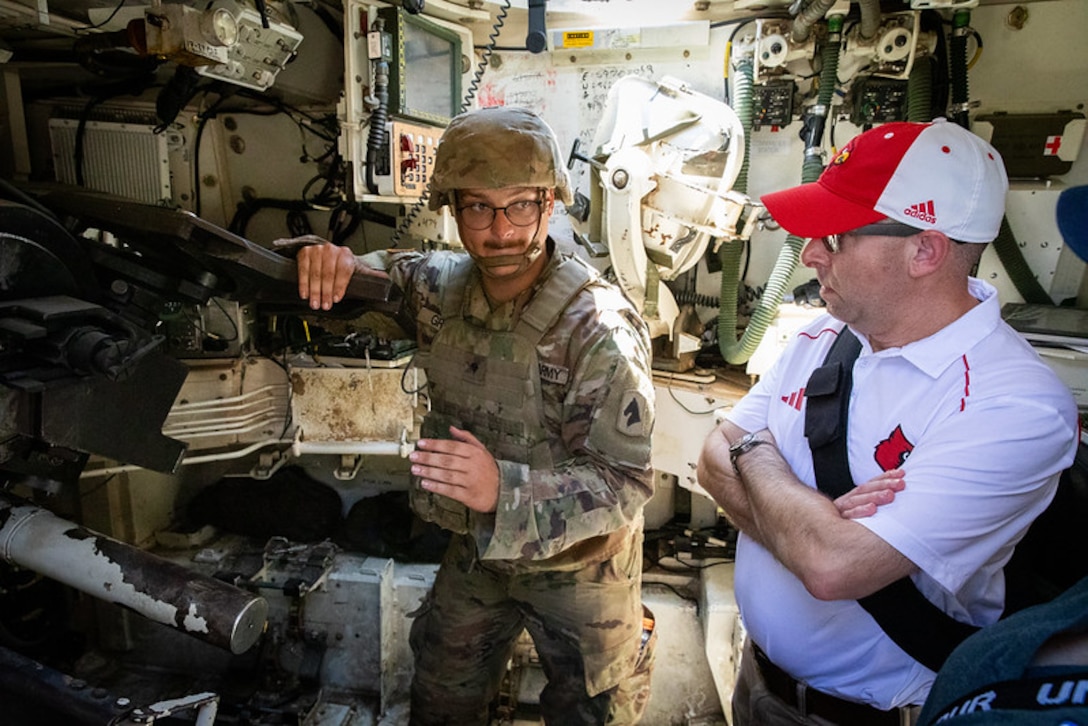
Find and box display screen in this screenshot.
[381,8,462,125]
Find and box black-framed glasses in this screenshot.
[456,198,544,230]
[818,220,923,254]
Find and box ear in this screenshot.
[907,230,951,278]
[543,188,556,215]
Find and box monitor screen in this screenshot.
[380,8,463,125]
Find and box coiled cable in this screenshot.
[390,0,511,247]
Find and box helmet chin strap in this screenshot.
[470,219,546,279]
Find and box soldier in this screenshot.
[291,106,657,724]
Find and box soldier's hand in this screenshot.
[410,426,500,513]
[279,236,358,311]
[834,469,905,519]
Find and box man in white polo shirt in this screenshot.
[697,118,1079,725]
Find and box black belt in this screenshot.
[752,643,907,726]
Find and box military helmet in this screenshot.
[427,106,574,212]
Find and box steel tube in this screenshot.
[0,494,267,654]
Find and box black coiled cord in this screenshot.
[390,0,511,247]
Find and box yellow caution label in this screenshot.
[562,31,595,48]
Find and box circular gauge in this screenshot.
[203,7,239,47]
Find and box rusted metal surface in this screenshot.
[290,367,416,442]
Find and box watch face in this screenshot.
[731,433,755,452]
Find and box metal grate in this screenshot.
[48,119,171,205]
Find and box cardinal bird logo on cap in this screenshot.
[874,425,914,471]
[833,148,851,165]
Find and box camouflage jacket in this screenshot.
[360,243,655,566]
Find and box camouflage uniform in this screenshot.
[363,243,656,724]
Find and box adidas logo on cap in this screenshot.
[904,200,936,225]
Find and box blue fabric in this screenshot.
[917,576,1088,724]
[1057,185,1088,264]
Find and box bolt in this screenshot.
[1006,5,1029,30]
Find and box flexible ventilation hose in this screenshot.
[715,58,753,364]
[717,17,843,365]
[857,0,881,40]
[906,55,933,122]
[949,9,970,129]
[791,0,839,43]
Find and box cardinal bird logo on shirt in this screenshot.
[874,425,914,471]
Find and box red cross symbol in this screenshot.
[1044,135,1063,156]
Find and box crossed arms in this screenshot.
[697,418,917,602]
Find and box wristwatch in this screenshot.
[729,432,767,472]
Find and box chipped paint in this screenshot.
[0,495,266,653]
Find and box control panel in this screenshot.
[753,80,795,129]
[849,77,909,126]
[388,120,442,197]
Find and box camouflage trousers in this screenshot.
[408,531,656,725]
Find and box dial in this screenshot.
[202,7,239,47]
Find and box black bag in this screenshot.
[188,466,344,543]
[1003,442,1088,614]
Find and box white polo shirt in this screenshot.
[726,278,1079,709]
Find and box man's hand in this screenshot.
[409,426,501,513]
[278,236,358,311]
[834,469,905,519]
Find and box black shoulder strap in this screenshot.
[803,327,981,672]
[803,327,862,499]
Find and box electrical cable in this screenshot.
[966,30,984,70]
[389,0,512,248]
[462,0,511,108]
[665,385,722,416]
[75,0,127,32]
[74,95,108,187]
[190,86,336,218]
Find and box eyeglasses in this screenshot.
[817,220,923,254]
[455,198,545,230]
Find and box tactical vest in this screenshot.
[410,254,598,534]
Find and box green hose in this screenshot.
[906,56,933,123]
[715,57,753,363]
[949,9,971,129]
[717,18,843,365]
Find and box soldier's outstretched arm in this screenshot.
[276,235,359,311]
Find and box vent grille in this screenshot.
[49,119,171,205]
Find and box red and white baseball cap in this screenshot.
[761,118,1009,243]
